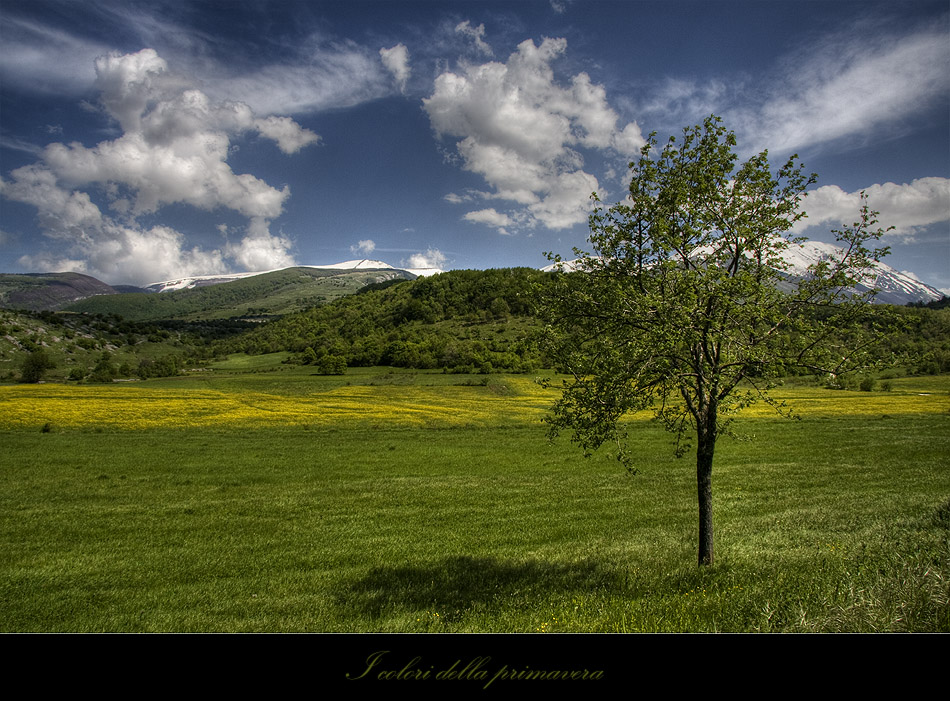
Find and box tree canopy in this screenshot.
[541,115,892,566]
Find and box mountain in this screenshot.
[3,246,941,318]
[0,260,441,317]
[63,266,419,321]
[778,241,944,306]
[145,260,441,293]
[0,272,120,311]
[542,240,944,306]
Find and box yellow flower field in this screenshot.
[0,378,553,430]
[1,376,946,431]
[740,388,950,418]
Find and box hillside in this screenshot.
[221,266,950,376]
[223,268,550,373]
[63,267,415,321]
[0,307,242,383]
[5,241,942,323]
[0,272,121,311]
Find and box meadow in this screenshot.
[1,358,948,632]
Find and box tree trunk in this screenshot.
[696,409,716,566]
[697,446,714,565]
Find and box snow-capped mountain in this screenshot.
[541,240,944,306]
[771,241,943,305]
[145,259,442,293]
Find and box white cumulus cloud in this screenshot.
[463,208,513,234]
[405,248,447,270]
[0,48,317,285]
[15,220,231,285]
[226,218,296,272]
[351,239,377,255]
[424,37,643,234]
[254,115,320,154]
[795,178,950,238]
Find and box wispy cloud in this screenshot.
[0,5,395,117]
[0,15,108,94]
[455,20,493,57]
[626,15,949,159]
[743,18,950,155]
[380,44,411,94]
[213,39,391,116]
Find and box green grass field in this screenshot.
[1,363,948,632]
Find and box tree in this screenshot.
[317,353,347,375]
[19,348,56,383]
[540,115,891,566]
[89,352,118,383]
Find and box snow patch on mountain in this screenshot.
[304,259,394,270]
[146,271,272,293]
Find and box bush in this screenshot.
[137,356,181,379]
[88,353,118,383]
[317,354,347,375]
[19,349,55,383]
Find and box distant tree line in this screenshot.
[907,296,950,311]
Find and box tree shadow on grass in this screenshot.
[335,555,617,622]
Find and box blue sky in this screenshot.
[1,0,947,290]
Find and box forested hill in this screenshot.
[219,265,950,376]
[222,268,553,372]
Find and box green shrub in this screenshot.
[317,354,347,375]
[19,349,55,383]
[88,353,118,383]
